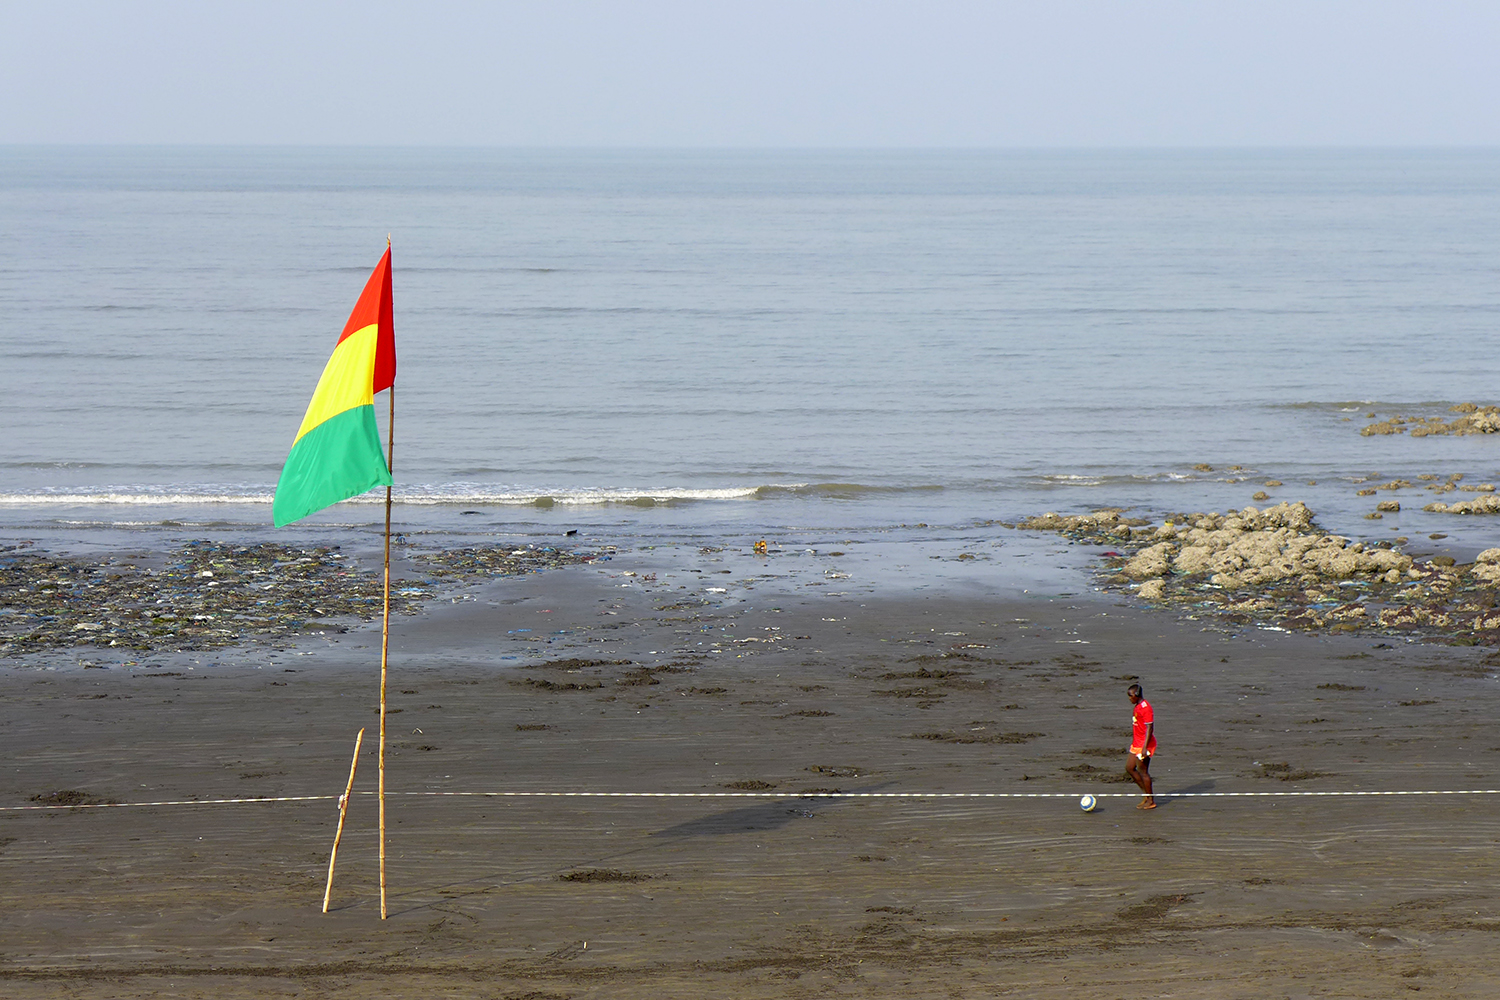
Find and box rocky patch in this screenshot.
[1022,503,1500,648]
[1361,402,1500,437]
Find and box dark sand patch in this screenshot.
[557,869,657,884]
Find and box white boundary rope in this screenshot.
[3,788,1499,812]
[402,789,1500,799]
[0,794,337,812]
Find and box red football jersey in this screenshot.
[1132,699,1157,754]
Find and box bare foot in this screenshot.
[1137,799,1157,810]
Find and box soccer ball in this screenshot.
[1079,794,1098,812]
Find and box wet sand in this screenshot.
[3,546,1500,997]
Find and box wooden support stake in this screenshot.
[322,727,365,913]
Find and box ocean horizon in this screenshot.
[4,145,1499,553]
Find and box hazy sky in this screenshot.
[4,1,1498,146]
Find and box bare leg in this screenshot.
[1125,753,1155,807]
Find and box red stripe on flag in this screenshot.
[337,247,396,393]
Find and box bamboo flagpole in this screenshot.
[378,236,395,920]
[322,727,365,912]
[379,381,394,920]
[271,239,397,919]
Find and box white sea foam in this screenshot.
[0,485,768,507]
[0,492,274,506]
[1031,475,1107,488]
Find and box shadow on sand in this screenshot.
[650,784,895,839]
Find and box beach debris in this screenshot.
[412,543,592,579]
[0,540,596,655]
[753,539,769,554]
[1021,502,1500,648]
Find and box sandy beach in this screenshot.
[3,540,1500,998]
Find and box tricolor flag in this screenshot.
[273,249,397,527]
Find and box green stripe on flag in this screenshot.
[273,404,392,527]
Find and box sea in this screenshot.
[4,146,1500,583]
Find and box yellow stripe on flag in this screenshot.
[293,324,379,446]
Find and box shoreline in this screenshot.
[8,495,1500,666]
[3,534,1500,996]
